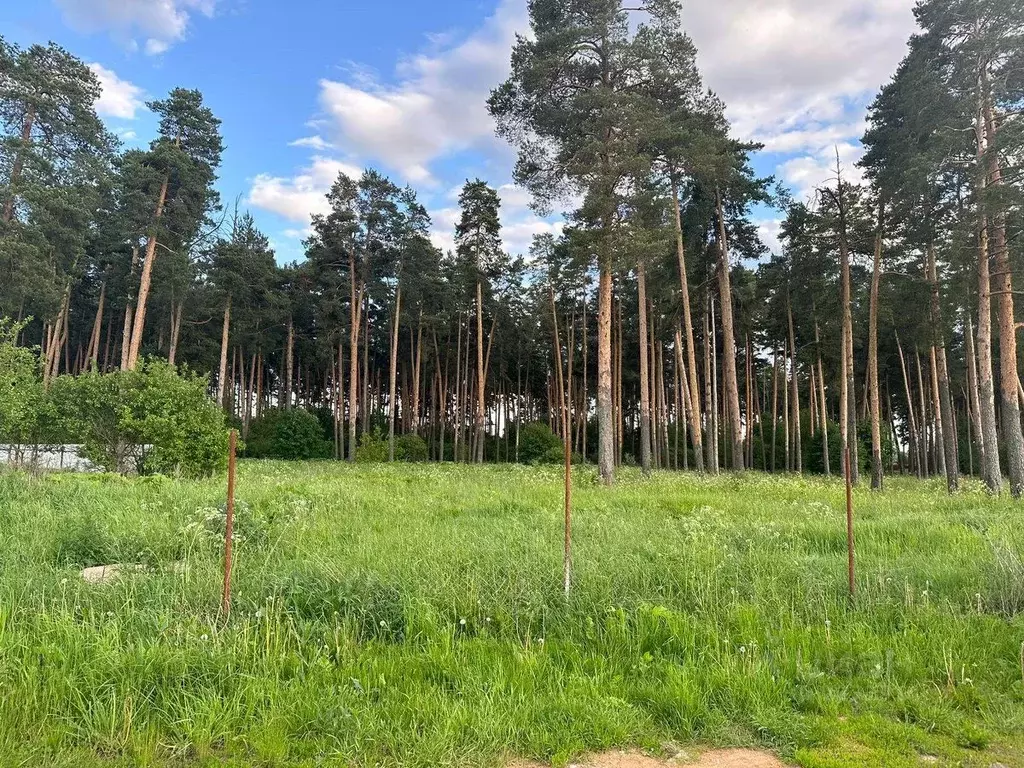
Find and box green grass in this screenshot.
[1,462,1023,766]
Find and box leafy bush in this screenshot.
[0,319,44,444]
[356,429,388,462]
[395,434,428,462]
[540,444,566,465]
[517,422,563,464]
[245,408,332,460]
[52,360,229,477]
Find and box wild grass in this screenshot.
[0,463,1022,766]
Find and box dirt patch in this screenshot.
[512,748,789,768]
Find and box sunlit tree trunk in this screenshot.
[388,284,402,461]
[126,175,169,371]
[868,208,884,490]
[217,298,231,408]
[715,188,743,470]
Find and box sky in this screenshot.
[0,0,920,264]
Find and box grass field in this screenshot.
[2,463,1024,767]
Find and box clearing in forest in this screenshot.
[1,463,1023,767]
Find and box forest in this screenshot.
[2,0,1023,498]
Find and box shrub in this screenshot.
[517,422,562,464]
[540,444,566,465]
[52,360,229,477]
[395,433,428,462]
[355,429,388,463]
[0,319,44,444]
[245,408,332,460]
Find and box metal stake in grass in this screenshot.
[845,444,855,600]
[221,429,237,618]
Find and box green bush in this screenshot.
[52,360,229,477]
[540,444,566,465]
[356,429,388,462]
[395,433,428,462]
[0,319,44,444]
[245,408,332,460]
[517,422,562,464]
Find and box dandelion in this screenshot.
[459,618,466,626]
[200,634,209,641]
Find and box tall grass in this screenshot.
[0,464,1022,766]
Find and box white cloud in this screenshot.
[685,0,915,142]
[248,156,362,223]
[289,136,335,151]
[56,0,216,53]
[497,183,533,214]
[755,217,784,256]
[88,63,145,120]
[683,0,915,199]
[314,0,525,184]
[778,142,864,200]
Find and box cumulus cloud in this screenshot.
[683,0,915,199]
[684,0,914,139]
[88,63,145,120]
[314,0,525,184]
[248,156,362,223]
[55,0,216,53]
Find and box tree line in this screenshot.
[2,0,1023,494]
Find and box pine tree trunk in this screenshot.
[388,284,402,461]
[218,298,231,409]
[916,351,930,476]
[771,346,779,472]
[285,318,295,409]
[348,254,365,462]
[168,300,183,367]
[783,340,791,472]
[475,282,487,463]
[87,281,106,371]
[704,294,718,473]
[836,181,858,484]
[412,315,423,435]
[788,297,802,474]
[815,321,830,476]
[126,175,170,371]
[671,176,705,471]
[2,105,35,223]
[597,266,614,484]
[715,188,744,471]
[453,316,463,461]
[974,74,1002,493]
[868,208,884,490]
[362,298,370,435]
[965,314,985,477]
[929,345,947,478]
[637,261,652,474]
[984,87,1024,496]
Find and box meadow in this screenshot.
[1,462,1024,767]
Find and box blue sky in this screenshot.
[1,0,919,264]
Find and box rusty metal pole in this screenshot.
[845,444,855,600]
[221,429,237,618]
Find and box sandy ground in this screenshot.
[512,748,789,768]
